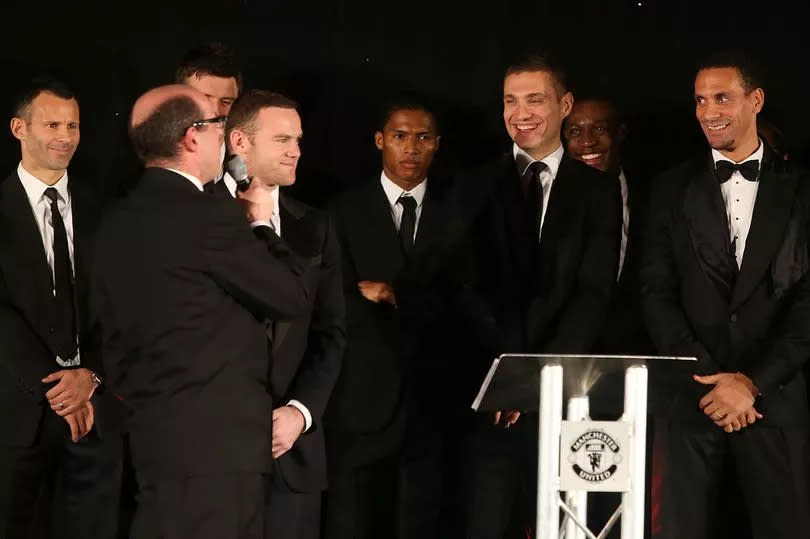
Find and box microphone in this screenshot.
[225,154,251,192]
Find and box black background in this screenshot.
[1,0,806,201]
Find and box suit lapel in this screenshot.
[496,157,534,281]
[683,157,737,300]
[730,154,797,311]
[360,181,404,279]
[0,173,54,340]
[273,194,311,353]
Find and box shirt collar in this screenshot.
[167,168,204,192]
[220,172,280,218]
[380,171,427,208]
[711,139,765,165]
[219,171,238,198]
[17,162,70,206]
[513,141,565,179]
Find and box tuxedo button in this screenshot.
[49,327,55,333]
[729,314,738,324]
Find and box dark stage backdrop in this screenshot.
[1,0,806,205]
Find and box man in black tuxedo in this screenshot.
[0,78,122,539]
[458,55,621,538]
[224,89,346,539]
[641,52,810,539]
[324,102,460,539]
[92,84,311,539]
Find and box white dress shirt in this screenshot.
[223,173,283,234]
[218,170,238,198]
[618,169,630,279]
[380,171,428,240]
[17,163,80,367]
[513,142,565,240]
[712,140,764,267]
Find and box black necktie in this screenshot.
[527,161,548,240]
[715,159,760,183]
[398,194,417,256]
[44,188,77,362]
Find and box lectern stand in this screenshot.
[472,354,696,539]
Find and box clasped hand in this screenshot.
[695,372,762,433]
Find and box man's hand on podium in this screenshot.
[493,410,521,428]
[694,372,763,433]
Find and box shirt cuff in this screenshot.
[287,400,312,432]
[250,220,273,229]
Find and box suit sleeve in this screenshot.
[204,199,311,321]
[746,191,810,394]
[542,174,621,353]
[640,176,717,371]
[286,216,346,424]
[0,267,55,401]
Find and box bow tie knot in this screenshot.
[715,159,760,183]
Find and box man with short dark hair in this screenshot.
[0,77,123,539]
[92,84,311,539]
[457,54,621,537]
[324,100,460,539]
[225,89,346,539]
[642,51,810,538]
[176,42,241,117]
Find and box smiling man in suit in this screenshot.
[456,54,621,537]
[224,89,346,539]
[641,51,810,539]
[324,101,460,539]
[0,77,122,539]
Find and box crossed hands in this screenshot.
[694,372,763,433]
[42,368,98,442]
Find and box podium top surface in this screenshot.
[472,354,697,412]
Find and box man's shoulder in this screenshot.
[329,178,381,214]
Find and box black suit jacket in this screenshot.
[641,149,810,425]
[211,178,346,491]
[92,168,311,479]
[0,171,119,446]
[258,191,347,493]
[326,177,460,466]
[595,171,654,356]
[458,152,621,376]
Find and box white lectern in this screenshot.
[471,354,696,539]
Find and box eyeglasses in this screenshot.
[189,115,227,129]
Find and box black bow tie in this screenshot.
[715,159,760,183]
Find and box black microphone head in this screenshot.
[225,154,250,189]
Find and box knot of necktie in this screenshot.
[715,159,760,183]
[397,194,417,212]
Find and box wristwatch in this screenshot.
[89,370,103,387]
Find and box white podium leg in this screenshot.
[564,396,590,539]
[537,364,564,539]
[621,366,648,539]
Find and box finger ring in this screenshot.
[58,402,66,410]
[715,411,724,419]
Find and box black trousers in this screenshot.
[0,409,123,539]
[656,421,810,539]
[461,414,538,539]
[265,464,321,539]
[130,472,270,539]
[323,431,446,539]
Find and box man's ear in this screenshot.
[374,131,384,150]
[229,129,251,154]
[10,117,26,143]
